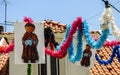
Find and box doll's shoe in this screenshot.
[23,60,28,63]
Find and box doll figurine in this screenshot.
[81,44,92,67]
[22,17,39,63]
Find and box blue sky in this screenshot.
[0,0,120,34]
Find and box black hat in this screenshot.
[23,17,35,28]
[25,23,35,28]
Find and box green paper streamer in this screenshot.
[27,64,32,75]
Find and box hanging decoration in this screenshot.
[95,4,120,65]
[95,45,120,65]
[82,7,112,49]
[67,26,83,63]
[0,38,14,53]
[93,37,120,47]
[0,37,9,71]
[45,17,82,58]
[103,0,120,41]
[56,24,83,63]
[110,11,120,41]
[0,53,9,71]
[103,40,120,47]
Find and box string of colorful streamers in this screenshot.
[45,17,82,58]
[110,12,120,41]
[56,24,83,63]
[27,64,32,75]
[82,21,109,49]
[0,40,14,53]
[103,40,120,47]
[68,29,82,63]
[82,8,112,49]
[93,37,120,47]
[95,45,120,65]
[56,24,71,51]
[97,7,120,47]
[56,24,72,51]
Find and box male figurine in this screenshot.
[81,44,92,67]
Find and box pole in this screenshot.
[4,0,7,32]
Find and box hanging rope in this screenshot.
[102,0,120,13]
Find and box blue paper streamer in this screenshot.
[82,21,110,49]
[56,24,71,51]
[56,24,83,63]
[68,29,83,63]
[95,45,120,65]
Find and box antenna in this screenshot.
[3,0,7,32]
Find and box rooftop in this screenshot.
[90,31,120,75]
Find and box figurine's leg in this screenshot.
[31,60,36,63]
[85,60,90,67]
[80,60,84,66]
[23,59,28,63]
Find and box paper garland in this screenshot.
[95,45,120,65]
[95,7,120,65]
[68,29,83,63]
[82,8,112,49]
[57,24,83,63]
[82,21,110,49]
[103,40,120,47]
[93,37,120,47]
[45,8,112,59]
[0,38,14,54]
[93,36,120,47]
[110,12,120,41]
[45,17,82,58]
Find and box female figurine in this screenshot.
[22,17,39,63]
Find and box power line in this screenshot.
[0,23,13,26]
[102,0,120,13]
[110,4,120,13]
[86,12,102,21]
[86,0,120,21]
[113,1,120,5]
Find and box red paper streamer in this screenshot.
[104,40,120,47]
[92,36,120,47]
[0,40,14,54]
[45,17,82,58]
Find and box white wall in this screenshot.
[55,33,96,75]
[10,52,38,75]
